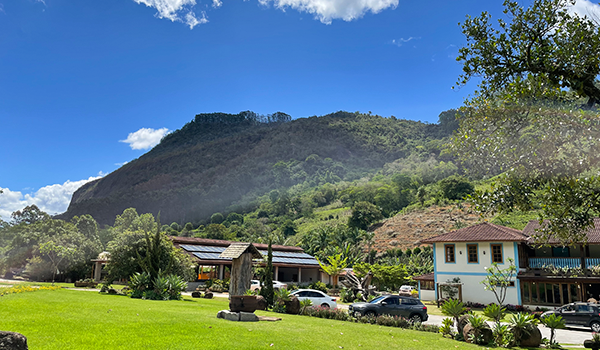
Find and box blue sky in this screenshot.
[1,0,598,218]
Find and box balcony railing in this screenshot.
[529,257,581,269]
[586,258,600,267]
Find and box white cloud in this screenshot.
[120,127,170,150]
[391,36,420,47]
[132,0,207,28]
[132,0,397,26]
[0,176,102,219]
[35,0,47,6]
[259,0,397,24]
[570,0,600,19]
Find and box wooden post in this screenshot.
[219,264,224,280]
[229,253,253,296]
[94,261,102,282]
[298,267,302,284]
[275,266,279,281]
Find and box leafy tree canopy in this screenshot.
[457,0,600,107]
[454,0,600,244]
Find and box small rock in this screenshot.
[0,331,28,350]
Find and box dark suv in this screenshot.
[349,295,428,323]
[542,302,600,332]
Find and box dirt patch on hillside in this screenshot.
[370,205,483,252]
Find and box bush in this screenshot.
[308,281,328,293]
[127,272,186,300]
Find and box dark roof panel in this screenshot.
[523,218,600,244]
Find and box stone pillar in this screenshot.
[219,264,224,280]
[94,261,102,282]
[298,267,302,283]
[274,266,279,281]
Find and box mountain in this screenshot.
[58,111,453,226]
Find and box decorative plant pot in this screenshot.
[74,282,97,288]
[584,340,600,350]
[229,295,265,313]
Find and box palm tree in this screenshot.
[317,253,348,287]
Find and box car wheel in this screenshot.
[409,314,422,323]
[320,303,330,309]
[365,311,376,317]
[591,321,600,333]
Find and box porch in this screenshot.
[528,257,600,269]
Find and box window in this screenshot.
[491,244,503,263]
[467,244,478,263]
[383,297,399,305]
[445,244,455,263]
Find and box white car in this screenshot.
[273,281,288,290]
[290,289,337,309]
[399,285,414,293]
[250,280,287,291]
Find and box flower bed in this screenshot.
[301,306,439,333]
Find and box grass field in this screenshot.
[0,288,487,350]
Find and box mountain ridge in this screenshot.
[59,110,453,226]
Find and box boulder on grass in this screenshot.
[457,315,470,335]
[0,331,28,350]
[191,291,202,298]
[463,324,493,345]
[204,292,213,299]
[255,296,267,311]
[519,326,542,348]
[284,296,300,315]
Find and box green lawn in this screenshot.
[0,288,485,350]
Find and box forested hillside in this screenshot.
[59,111,458,226]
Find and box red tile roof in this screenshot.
[169,236,304,252]
[413,272,434,281]
[523,219,600,244]
[419,222,528,243]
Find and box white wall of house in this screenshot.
[300,268,319,285]
[420,290,435,301]
[433,241,521,305]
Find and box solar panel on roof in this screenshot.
[257,251,313,259]
[192,252,230,260]
[180,245,202,252]
[272,257,320,265]
[196,246,226,253]
[180,245,226,253]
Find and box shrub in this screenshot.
[540,313,565,346]
[508,312,539,346]
[466,314,489,345]
[440,318,455,338]
[441,299,466,327]
[490,323,513,347]
[308,281,328,293]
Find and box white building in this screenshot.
[420,222,526,305]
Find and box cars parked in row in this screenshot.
[542,302,600,332]
[290,289,337,309]
[349,295,428,323]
